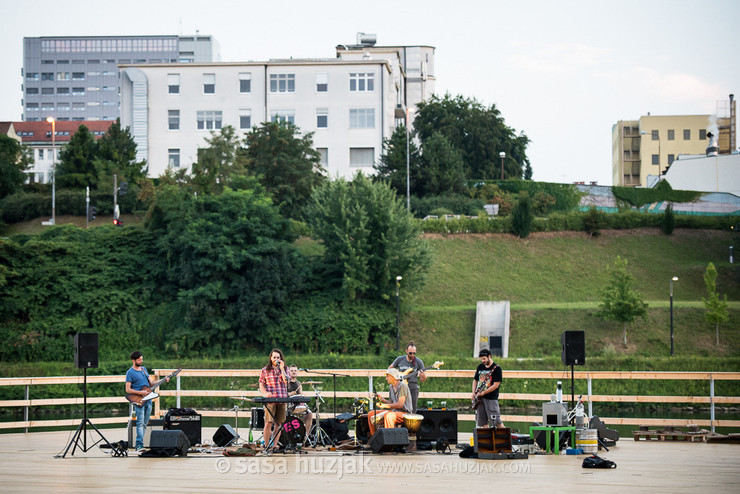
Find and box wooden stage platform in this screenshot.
[0,427,738,493]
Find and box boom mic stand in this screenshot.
[301,369,351,417]
[58,367,114,458]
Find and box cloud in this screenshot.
[507,42,612,74]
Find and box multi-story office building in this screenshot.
[22,35,219,122]
[120,37,435,179]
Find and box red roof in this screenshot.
[0,122,14,134]
[12,120,114,143]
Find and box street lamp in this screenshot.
[394,106,414,211]
[395,275,403,351]
[670,276,678,356]
[499,151,506,181]
[640,130,661,183]
[46,116,56,225]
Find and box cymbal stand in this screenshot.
[229,402,246,446]
[308,385,333,447]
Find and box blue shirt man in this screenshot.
[125,351,168,450]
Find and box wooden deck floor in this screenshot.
[1,427,739,493]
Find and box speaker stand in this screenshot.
[569,364,575,415]
[57,368,114,458]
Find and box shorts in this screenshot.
[264,403,287,424]
[475,399,502,427]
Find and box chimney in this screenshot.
[706,131,719,157]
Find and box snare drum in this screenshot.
[291,404,309,415]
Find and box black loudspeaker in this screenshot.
[368,427,409,453]
[417,409,458,444]
[164,413,202,446]
[148,429,190,457]
[74,332,98,369]
[561,330,585,366]
[213,424,237,447]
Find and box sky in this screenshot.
[2,0,739,185]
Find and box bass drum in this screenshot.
[279,414,306,447]
[355,414,371,443]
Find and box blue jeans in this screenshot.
[134,400,152,449]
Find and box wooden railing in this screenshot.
[1,369,738,432]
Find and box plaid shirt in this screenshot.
[259,366,288,398]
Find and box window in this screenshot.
[103,86,115,91]
[134,59,146,64]
[88,71,101,76]
[42,102,54,111]
[203,73,215,94]
[168,149,180,168]
[57,87,69,94]
[651,130,659,140]
[38,149,44,160]
[42,87,54,95]
[270,110,295,124]
[349,108,375,128]
[239,109,252,130]
[87,86,100,91]
[350,72,374,92]
[651,154,659,165]
[57,102,70,110]
[26,73,39,81]
[699,129,707,140]
[316,108,328,128]
[683,129,690,140]
[668,154,675,165]
[196,110,223,130]
[239,73,251,93]
[56,72,70,81]
[168,74,180,94]
[316,72,328,92]
[317,148,328,168]
[87,101,100,106]
[72,87,85,96]
[42,60,54,65]
[104,59,115,64]
[667,129,675,140]
[27,87,39,94]
[26,103,38,111]
[168,110,180,130]
[42,73,54,81]
[57,60,69,64]
[270,74,295,93]
[72,102,85,111]
[88,59,100,64]
[350,147,374,167]
[102,71,115,76]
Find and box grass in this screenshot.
[2,214,144,235]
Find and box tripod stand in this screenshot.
[58,368,114,458]
[307,385,333,447]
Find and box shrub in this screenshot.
[511,194,534,238]
[661,203,675,235]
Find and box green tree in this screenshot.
[305,173,431,301]
[661,202,675,235]
[596,256,649,346]
[418,132,467,195]
[244,121,325,219]
[57,125,97,188]
[94,119,147,185]
[374,125,422,196]
[190,125,247,195]
[511,193,534,238]
[702,262,729,345]
[0,135,33,198]
[414,93,530,181]
[584,206,604,237]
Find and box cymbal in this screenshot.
[302,381,323,385]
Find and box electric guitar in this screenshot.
[125,368,181,407]
[398,360,445,380]
[472,364,498,410]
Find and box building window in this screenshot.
[203,73,215,94]
[239,73,251,93]
[651,130,659,140]
[668,154,675,165]
[350,72,374,92]
[57,102,70,110]
[317,108,328,128]
[72,87,85,96]
[27,87,39,94]
[41,73,54,81]
[270,110,295,124]
[27,73,39,81]
[699,129,707,140]
[42,102,54,111]
[88,59,100,64]
[42,87,54,95]
[651,154,659,165]
[316,72,328,92]
[72,72,84,80]
[350,147,374,167]
[57,60,69,65]
[168,110,180,130]
[667,129,675,140]
[683,129,690,140]
[270,74,295,93]
[26,103,38,111]
[38,149,44,160]
[239,109,252,130]
[168,74,180,94]
[57,72,70,81]
[317,148,328,168]
[349,108,375,128]
[196,110,223,130]
[168,149,180,168]
[72,102,85,111]
[42,60,54,65]
[57,87,69,94]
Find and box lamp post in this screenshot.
[395,275,402,351]
[46,117,56,225]
[499,151,506,181]
[670,276,678,356]
[394,106,414,211]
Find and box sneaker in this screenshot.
[135,446,144,451]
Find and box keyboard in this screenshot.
[253,396,311,404]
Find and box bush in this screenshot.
[584,207,604,237]
[661,203,675,235]
[411,194,485,218]
[511,194,534,238]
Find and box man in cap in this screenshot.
[367,368,413,436]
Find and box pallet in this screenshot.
[633,428,710,442]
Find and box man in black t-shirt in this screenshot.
[472,348,504,428]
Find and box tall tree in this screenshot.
[56,125,97,188]
[417,132,467,195]
[702,262,729,346]
[511,193,534,238]
[190,125,247,195]
[305,174,431,302]
[414,93,530,181]
[95,119,148,184]
[374,125,422,196]
[244,121,325,219]
[596,256,649,346]
[0,135,33,198]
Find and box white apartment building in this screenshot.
[120,39,435,179]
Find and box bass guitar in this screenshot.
[125,368,181,407]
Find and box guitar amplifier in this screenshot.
[164,413,202,446]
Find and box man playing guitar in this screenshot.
[367,369,413,436]
[472,348,505,429]
[125,351,169,451]
[389,341,427,412]
[258,348,289,451]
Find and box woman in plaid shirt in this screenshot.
[259,348,288,450]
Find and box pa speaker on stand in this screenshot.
[561,330,585,410]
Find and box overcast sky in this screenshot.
[2,0,738,185]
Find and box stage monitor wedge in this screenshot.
[368,427,409,453]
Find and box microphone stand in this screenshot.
[301,369,351,417]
